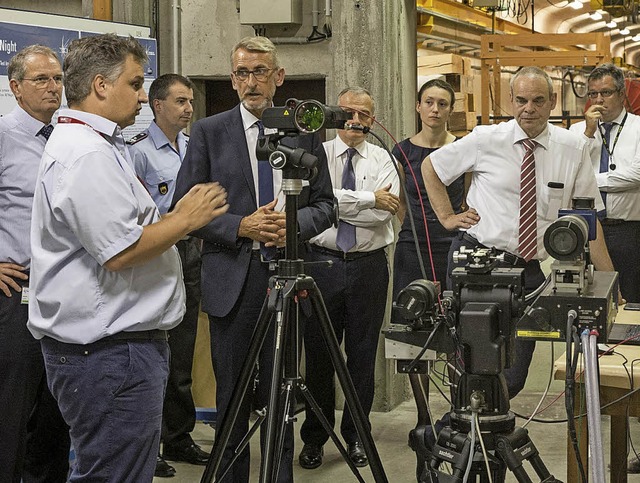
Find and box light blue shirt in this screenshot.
[129,121,189,215]
[28,108,185,344]
[0,105,49,267]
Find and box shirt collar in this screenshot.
[148,120,171,149]
[13,105,48,137]
[611,108,627,125]
[334,135,367,159]
[512,119,550,150]
[58,108,119,139]
[239,103,260,132]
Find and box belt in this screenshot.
[101,329,168,342]
[600,218,625,226]
[459,232,532,268]
[309,244,384,261]
[251,248,286,261]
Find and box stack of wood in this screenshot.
[417,53,477,134]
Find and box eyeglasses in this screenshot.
[587,89,619,99]
[232,68,274,82]
[21,75,64,88]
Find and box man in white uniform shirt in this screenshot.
[28,34,228,482]
[569,63,640,305]
[299,86,400,470]
[422,66,616,399]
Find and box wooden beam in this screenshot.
[479,33,611,124]
[93,0,112,21]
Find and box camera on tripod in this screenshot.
[258,99,352,182]
[517,197,618,343]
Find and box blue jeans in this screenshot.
[42,337,169,483]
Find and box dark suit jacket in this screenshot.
[173,105,334,318]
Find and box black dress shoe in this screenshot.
[299,443,323,469]
[163,441,210,466]
[348,442,368,468]
[155,455,176,478]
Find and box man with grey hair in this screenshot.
[173,35,333,482]
[28,34,228,482]
[0,44,70,483]
[422,66,617,400]
[299,86,400,470]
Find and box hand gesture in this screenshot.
[239,199,286,243]
[584,105,605,138]
[173,182,229,231]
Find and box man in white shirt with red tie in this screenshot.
[422,66,616,399]
[569,64,640,307]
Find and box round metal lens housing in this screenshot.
[543,214,588,261]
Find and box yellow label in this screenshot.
[283,109,290,116]
[516,330,561,339]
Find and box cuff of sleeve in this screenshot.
[96,225,144,265]
[362,191,376,209]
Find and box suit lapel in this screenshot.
[225,106,257,206]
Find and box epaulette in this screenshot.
[126,132,148,145]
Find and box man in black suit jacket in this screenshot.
[172,36,333,482]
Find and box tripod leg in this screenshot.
[201,296,273,483]
[299,381,367,483]
[308,285,388,483]
[260,296,289,483]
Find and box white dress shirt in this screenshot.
[569,109,640,221]
[430,119,602,260]
[28,109,185,344]
[311,136,400,252]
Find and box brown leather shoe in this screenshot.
[299,443,323,469]
[348,442,368,468]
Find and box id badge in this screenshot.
[20,286,29,305]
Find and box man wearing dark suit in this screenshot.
[172,36,334,482]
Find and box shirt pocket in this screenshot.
[145,167,175,197]
[540,184,565,219]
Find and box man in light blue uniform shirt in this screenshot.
[129,74,209,477]
[0,44,70,483]
[27,34,228,483]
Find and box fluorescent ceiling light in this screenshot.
[632,34,640,41]
[606,20,617,28]
[569,0,582,9]
[589,11,602,20]
[619,27,630,35]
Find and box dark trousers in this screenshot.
[163,237,202,446]
[0,282,69,483]
[42,336,169,483]
[301,247,389,445]
[448,234,546,399]
[208,256,293,483]
[602,221,640,303]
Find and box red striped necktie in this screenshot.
[518,138,538,262]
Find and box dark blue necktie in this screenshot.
[256,120,277,260]
[599,122,614,218]
[336,148,357,253]
[37,124,54,140]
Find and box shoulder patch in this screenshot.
[126,132,148,145]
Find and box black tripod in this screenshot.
[201,176,388,483]
[421,298,561,482]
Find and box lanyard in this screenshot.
[598,112,627,170]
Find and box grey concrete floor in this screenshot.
[156,341,640,482]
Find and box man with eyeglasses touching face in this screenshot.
[423,66,616,400]
[569,64,640,306]
[0,44,70,483]
[172,36,333,482]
